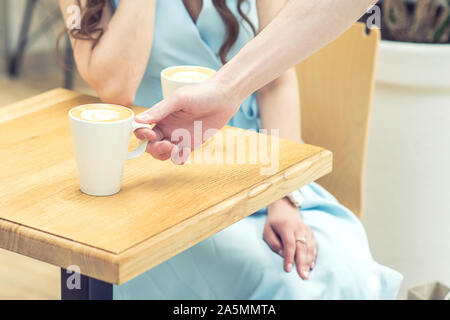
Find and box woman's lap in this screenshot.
[113,183,402,300]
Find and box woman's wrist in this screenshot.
[268,197,299,214]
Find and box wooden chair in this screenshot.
[295,23,380,219]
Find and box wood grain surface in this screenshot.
[0,88,332,284]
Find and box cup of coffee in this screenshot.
[161,65,216,98]
[69,103,151,196]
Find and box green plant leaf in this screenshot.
[433,14,450,42]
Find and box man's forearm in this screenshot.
[217,0,377,103]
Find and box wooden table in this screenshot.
[0,88,332,299]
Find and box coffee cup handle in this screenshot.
[127,121,152,160]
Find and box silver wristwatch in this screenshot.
[286,189,304,208]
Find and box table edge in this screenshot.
[0,217,120,283]
[0,88,83,124]
[0,149,332,284]
[115,149,333,284]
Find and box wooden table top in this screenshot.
[0,88,332,284]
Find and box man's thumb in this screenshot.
[135,96,179,124]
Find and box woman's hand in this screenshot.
[263,198,317,279]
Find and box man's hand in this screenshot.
[134,77,241,164]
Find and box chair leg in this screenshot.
[8,0,38,77]
[1,0,11,71]
[63,36,74,89]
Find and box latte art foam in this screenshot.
[71,104,133,123]
[162,66,216,83]
[171,71,210,82]
[81,109,122,121]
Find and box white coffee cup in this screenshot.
[69,103,151,196]
[161,65,216,98]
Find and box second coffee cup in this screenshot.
[161,65,216,99]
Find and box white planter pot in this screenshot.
[363,40,450,299]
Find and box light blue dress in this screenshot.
[112,0,402,299]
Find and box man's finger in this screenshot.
[134,124,166,143]
[171,145,191,165]
[146,140,174,158]
[135,128,157,141]
[153,152,172,161]
[135,95,180,124]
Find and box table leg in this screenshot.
[63,35,74,90]
[60,268,113,300]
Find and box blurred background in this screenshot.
[0,0,449,299]
[0,0,90,299]
[0,0,94,105]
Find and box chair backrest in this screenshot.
[295,23,380,219]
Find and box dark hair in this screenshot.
[67,0,256,64]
